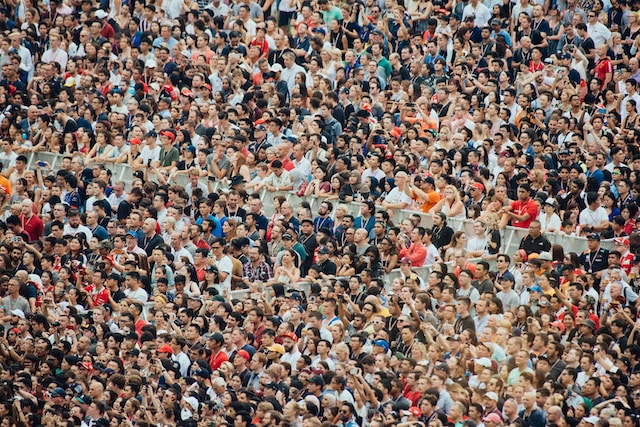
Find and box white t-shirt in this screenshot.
[215,255,233,294]
[384,187,412,208]
[578,207,608,228]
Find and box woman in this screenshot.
[328,19,347,53]
[538,198,561,233]
[336,252,356,277]
[267,249,300,286]
[622,100,640,131]
[267,195,286,241]
[378,237,399,274]
[430,184,465,219]
[622,11,640,56]
[602,191,620,222]
[228,151,251,183]
[444,231,467,262]
[305,165,332,197]
[222,218,238,241]
[326,175,345,201]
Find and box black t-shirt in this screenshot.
[314,260,336,276]
[580,37,596,68]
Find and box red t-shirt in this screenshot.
[209,350,229,371]
[20,214,43,242]
[85,284,109,307]
[510,198,539,228]
[595,58,612,89]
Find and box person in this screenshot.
[0,2,637,426]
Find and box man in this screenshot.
[519,220,551,255]
[19,199,43,242]
[243,246,273,286]
[210,238,233,294]
[500,184,538,229]
[518,392,546,427]
[382,171,412,211]
[313,202,334,235]
[264,160,292,192]
[138,218,164,256]
[431,212,454,250]
[313,246,337,276]
[579,192,609,233]
[473,261,494,294]
[398,227,427,267]
[497,272,520,312]
[579,233,609,279]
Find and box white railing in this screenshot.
[30,152,614,286]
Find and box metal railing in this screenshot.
[29,152,614,287]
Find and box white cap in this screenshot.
[10,309,25,319]
[95,10,108,19]
[182,396,199,411]
[145,59,157,68]
[474,357,492,368]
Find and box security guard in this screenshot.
[579,233,610,281]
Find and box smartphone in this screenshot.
[350,368,359,375]
[37,161,46,167]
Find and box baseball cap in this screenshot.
[615,237,630,246]
[317,246,330,255]
[282,331,298,342]
[538,252,552,261]
[500,272,515,283]
[158,344,174,354]
[51,387,66,398]
[236,350,250,361]
[267,344,285,354]
[587,233,601,241]
[484,392,499,402]
[373,339,390,352]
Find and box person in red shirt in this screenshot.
[208,332,229,370]
[614,237,634,275]
[19,199,43,242]
[594,45,613,90]
[500,184,539,229]
[85,271,110,307]
[399,227,428,267]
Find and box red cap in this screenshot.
[408,407,422,417]
[236,349,250,361]
[78,362,94,372]
[614,237,629,246]
[282,331,298,343]
[158,344,174,354]
[129,138,141,146]
[180,88,194,98]
[550,320,566,332]
[159,130,175,142]
[472,182,485,192]
[203,83,212,90]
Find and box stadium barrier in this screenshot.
[28,152,615,287]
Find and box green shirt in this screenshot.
[159,146,180,167]
[322,6,343,26]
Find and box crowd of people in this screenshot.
[0,0,639,425]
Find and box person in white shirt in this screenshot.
[586,12,611,47]
[578,192,609,232]
[381,171,412,211]
[463,0,491,27]
[210,237,233,295]
[41,34,68,71]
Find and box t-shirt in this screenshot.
[510,198,539,228]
